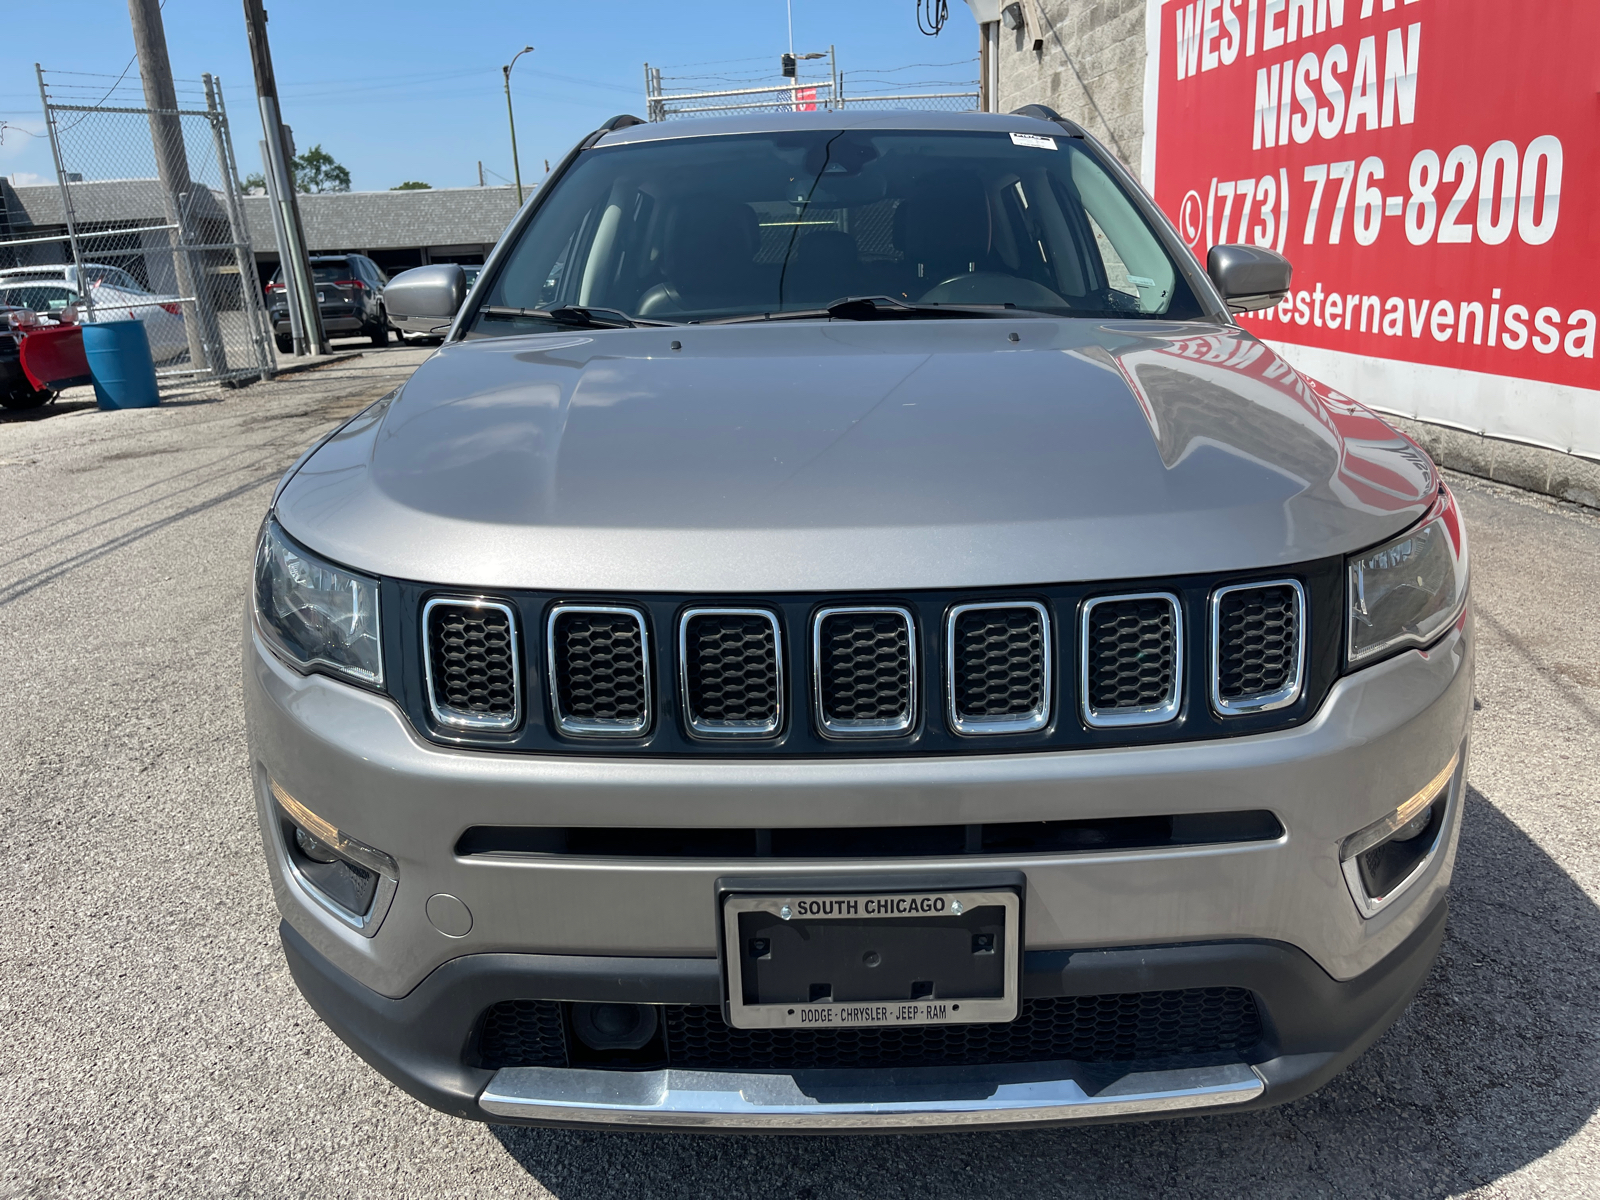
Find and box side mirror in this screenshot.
[383,264,467,331]
[1207,244,1292,313]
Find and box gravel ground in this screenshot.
[0,346,1596,1198]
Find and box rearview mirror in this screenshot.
[383,264,467,331]
[1207,245,1292,313]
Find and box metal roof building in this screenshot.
[0,177,523,279]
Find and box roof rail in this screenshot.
[1009,104,1088,138]
[581,114,647,148]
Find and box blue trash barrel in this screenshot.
[82,319,159,410]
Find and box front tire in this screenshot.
[369,310,390,346]
[2,384,54,411]
[275,334,293,353]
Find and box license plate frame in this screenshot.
[720,887,1022,1030]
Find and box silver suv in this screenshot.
[246,109,1472,1132]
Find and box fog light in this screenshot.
[571,1003,659,1051]
[1340,753,1458,917]
[270,778,398,934]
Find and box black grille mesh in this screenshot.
[951,606,1044,718]
[553,610,647,726]
[665,989,1259,1070]
[683,613,779,727]
[474,988,1262,1071]
[1217,585,1299,702]
[427,603,516,719]
[477,999,567,1068]
[817,611,912,725]
[1086,597,1177,711]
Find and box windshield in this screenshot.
[82,265,148,294]
[471,128,1202,332]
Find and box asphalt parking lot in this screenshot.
[1,343,1596,1199]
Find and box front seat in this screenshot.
[637,199,761,317]
[894,171,995,291]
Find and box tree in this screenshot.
[241,171,267,193]
[293,144,351,193]
[391,181,431,190]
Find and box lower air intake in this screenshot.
[474,988,1263,1071]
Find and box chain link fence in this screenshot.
[0,69,274,387]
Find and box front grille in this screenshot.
[548,606,649,736]
[475,988,1262,1071]
[947,602,1050,734]
[813,607,915,736]
[424,598,519,731]
[477,999,567,1068]
[1081,593,1181,727]
[680,609,783,737]
[1213,581,1305,714]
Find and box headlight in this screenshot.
[254,518,383,686]
[1347,485,1468,666]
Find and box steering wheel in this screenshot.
[917,272,1068,308]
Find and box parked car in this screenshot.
[0,264,188,363]
[248,109,1472,1132]
[0,306,54,410]
[266,254,390,351]
[391,263,480,342]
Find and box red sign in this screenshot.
[1148,0,1599,393]
[794,87,818,112]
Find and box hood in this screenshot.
[274,320,1434,592]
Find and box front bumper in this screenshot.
[247,607,1471,1128]
[282,897,1448,1129]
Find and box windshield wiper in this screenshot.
[478,305,679,329]
[707,296,1043,324]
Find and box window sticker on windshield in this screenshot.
[1009,132,1057,150]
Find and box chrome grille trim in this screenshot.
[1080,592,1183,729]
[546,604,651,738]
[422,596,522,732]
[945,600,1052,736]
[811,606,917,738]
[678,607,784,739]
[1210,579,1306,716]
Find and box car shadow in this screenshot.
[490,788,1600,1198]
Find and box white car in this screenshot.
[0,264,188,363]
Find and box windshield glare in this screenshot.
[472,128,1202,331]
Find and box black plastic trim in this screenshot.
[381,557,1346,758]
[278,897,1446,1123]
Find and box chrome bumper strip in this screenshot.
[479,1061,1265,1129]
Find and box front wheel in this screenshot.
[369,310,390,346]
[1,384,54,411]
[274,334,293,353]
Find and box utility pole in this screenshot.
[242,0,327,355]
[503,46,534,206]
[128,0,226,372]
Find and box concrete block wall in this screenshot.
[995,0,1149,177]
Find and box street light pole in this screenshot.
[502,46,534,206]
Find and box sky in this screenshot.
[0,1,981,193]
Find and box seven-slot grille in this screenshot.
[1080,593,1182,727]
[679,608,784,737]
[416,581,1310,741]
[813,607,916,737]
[548,606,650,736]
[1211,580,1306,714]
[423,598,520,731]
[946,602,1052,735]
